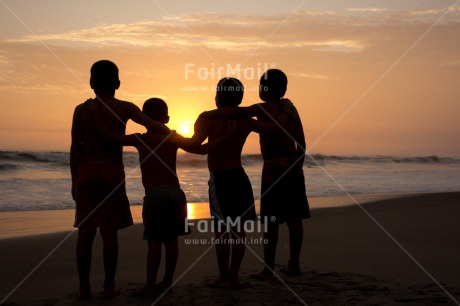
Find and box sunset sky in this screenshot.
[1,0,459,156]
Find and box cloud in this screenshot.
[0,6,458,93]
[7,7,459,56]
[408,6,460,17]
[0,42,88,95]
[291,72,332,80]
[346,8,387,13]
[5,10,398,53]
[0,83,85,95]
[0,54,9,65]
[8,14,366,53]
[439,59,460,66]
[308,40,364,53]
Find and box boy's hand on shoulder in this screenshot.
[198,111,209,121]
[281,98,294,115]
[84,98,99,114]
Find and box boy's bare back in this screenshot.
[73,98,142,163]
[195,116,251,172]
[131,133,180,188]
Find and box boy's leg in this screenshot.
[100,227,118,295]
[210,230,231,287]
[146,240,162,289]
[76,227,97,296]
[229,229,245,286]
[264,222,279,271]
[285,220,303,274]
[251,222,279,280]
[162,238,178,288]
[133,239,161,296]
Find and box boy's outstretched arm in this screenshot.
[248,100,295,134]
[174,134,209,155]
[179,121,236,155]
[201,104,259,119]
[126,102,171,134]
[137,131,208,154]
[203,100,294,134]
[178,114,237,154]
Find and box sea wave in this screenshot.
[0,164,24,171]
[0,151,69,163]
[308,154,460,165]
[1,151,459,169]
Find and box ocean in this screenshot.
[1,151,459,212]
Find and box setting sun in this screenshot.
[173,121,194,137]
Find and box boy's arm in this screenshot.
[293,108,306,166]
[125,102,171,134]
[201,104,259,119]
[139,132,208,155]
[175,115,237,154]
[174,134,209,155]
[203,100,294,134]
[248,101,294,134]
[70,105,83,201]
[141,130,228,155]
[86,101,138,147]
[177,122,235,154]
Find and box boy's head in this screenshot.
[90,60,120,96]
[259,69,287,101]
[143,98,169,124]
[215,77,244,108]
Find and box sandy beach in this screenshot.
[1,192,459,305]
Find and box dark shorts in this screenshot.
[142,185,190,241]
[209,167,257,224]
[74,162,133,229]
[260,158,310,223]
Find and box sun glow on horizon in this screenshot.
[171,120,194,138]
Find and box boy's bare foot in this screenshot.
[250,270,274,281]
[156,282,173,294]
[281,260,301,276]
[207,278,231,288]
[280,266,301,276]
[229,275,245,289]
[76,288,92,300]
[230,281,246,289]
[102,287,121,299]
[131,285,158,297]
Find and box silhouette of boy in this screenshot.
[70,60,168,299]
[192,77,281,288]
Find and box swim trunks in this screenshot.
[260,157,310,223]
[74,161,133,229]
[208,167,256,224]
[142,185,190,240]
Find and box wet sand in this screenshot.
[1,192,459,305]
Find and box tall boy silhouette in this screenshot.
[70,60,167,299]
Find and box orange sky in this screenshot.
[1,1,459,156]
